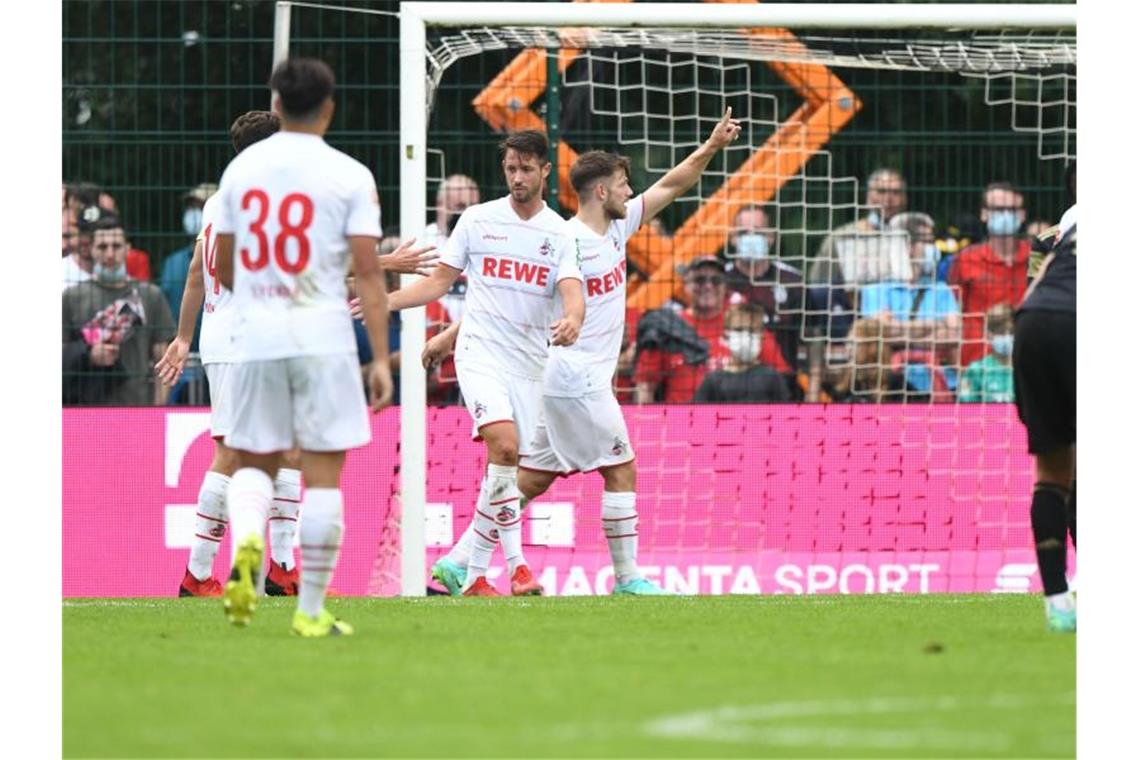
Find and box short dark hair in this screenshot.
[499,130,550,163]
[569,151,632,195]
[66,182,102,209]
[981,181,1020,207]
[269,58,335,121]
[90,211,123,234]
[230,110,281,153]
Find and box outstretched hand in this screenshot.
[154,337,189,386]
[379,238,438,276]
[706,106,742,150]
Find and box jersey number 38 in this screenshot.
[239,189,314,274]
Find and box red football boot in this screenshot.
[264,559,299,596]
[510,565,544,596]
[462,577,502,597]
[179,568,223,597]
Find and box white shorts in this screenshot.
[524,390,635,475]
[224,353,371,454]
[204,362,234,439]
[455,358,543,456]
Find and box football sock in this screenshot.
[187,471,230,581]
[269,468,302,569]
[1066,479,1076,548]
[487,464,526,575]
[298,488,344,618]
[602,491,640,585]
[465,472,503,586]
[1031,482,1070,596]
[449,493,532,574]
[446,477,488,569]
[227,468,274,564]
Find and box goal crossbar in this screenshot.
[401,2,1077,30]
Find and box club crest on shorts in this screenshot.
[539,237,554,257]
[473,401,486,419]
[611,436,627,456]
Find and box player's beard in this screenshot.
[511,182,540,204]
[604,194,627,221]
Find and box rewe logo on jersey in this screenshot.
[481,256,551,287]
[586,260,627,297]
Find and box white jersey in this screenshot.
[1058,204,1076,238]
[196,194,236,365]
[213,131,382,362]
[440,196,581,379]
[543,195,644,397]
[426,220,466,322]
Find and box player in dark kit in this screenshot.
[1012,163,1076,633]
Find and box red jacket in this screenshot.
[949,239,1029,366]
[634,308,790,403]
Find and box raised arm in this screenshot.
[640,106,741,222]
[155,239,206,386]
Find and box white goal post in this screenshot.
[271,1,1077,597]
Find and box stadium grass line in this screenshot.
[64,594,1074,758]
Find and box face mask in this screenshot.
[735,233,770,262]
[183,207,203,236]
[726,330,760,364]
[986,210,1021,236]
[94,262,128,283]
[990,334,1014,356]
[919,243,939,276]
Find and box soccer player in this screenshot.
[213,58,401,636]
[1013,164,1077,633]
[155,110,311,598]
[384,129,585,597]
[429,109,742,595]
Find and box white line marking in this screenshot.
[644,692,1075,751]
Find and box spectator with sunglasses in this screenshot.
[63,212,175,405]
[633,257,790,403]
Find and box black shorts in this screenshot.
[1013,309,1076,455]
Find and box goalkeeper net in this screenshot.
[278,1,1077,596]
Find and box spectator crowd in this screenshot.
[63,169,1046,407]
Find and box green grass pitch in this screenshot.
[64,595,1074,758]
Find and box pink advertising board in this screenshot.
[63,405,1064,597]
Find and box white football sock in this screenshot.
[448,492,530,573]
[602,491,640,585]
[187,471,230,581]
[227,468,274,567]
[464,473,501,587]
[487,464,525,575]
[445,477,487,569]
[269,468,301,569]
[298,488,344,618]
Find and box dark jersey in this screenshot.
[694,365,793,403]
[1020,225,1075,315]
